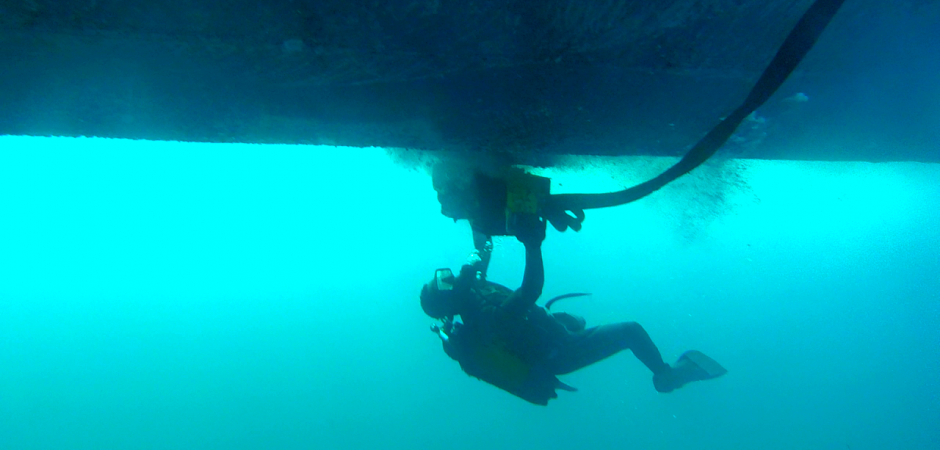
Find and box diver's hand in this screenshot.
[543,206,585,232]
[466,250,483,267]
[514,215,546,247]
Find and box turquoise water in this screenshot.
[1,136,938,449]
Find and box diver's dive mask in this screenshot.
[434,268,456,292]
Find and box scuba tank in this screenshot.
[428,315,576,406]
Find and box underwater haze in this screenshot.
[1,136,938,450]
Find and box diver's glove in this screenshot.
[467,237,492,279]
[514,214,547,246]
[467,251,482,267]
[542,205,585,233]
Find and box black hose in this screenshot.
[545,0,847,214]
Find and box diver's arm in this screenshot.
[502,222,546,315]
[470,230,493,279]
[517,240,545,302]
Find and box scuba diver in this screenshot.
[419,217,727,405]
[418,0,845,404]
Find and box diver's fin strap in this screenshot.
[545,0,846,213]
[543,292,591,310]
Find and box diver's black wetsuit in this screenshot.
[452,230,670,385]
[547,322,669,375]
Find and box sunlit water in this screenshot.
[1,136,937,450]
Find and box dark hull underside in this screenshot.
[1,1,937,163]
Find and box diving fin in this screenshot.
[653,350,727,393]
[681,350,727,379]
